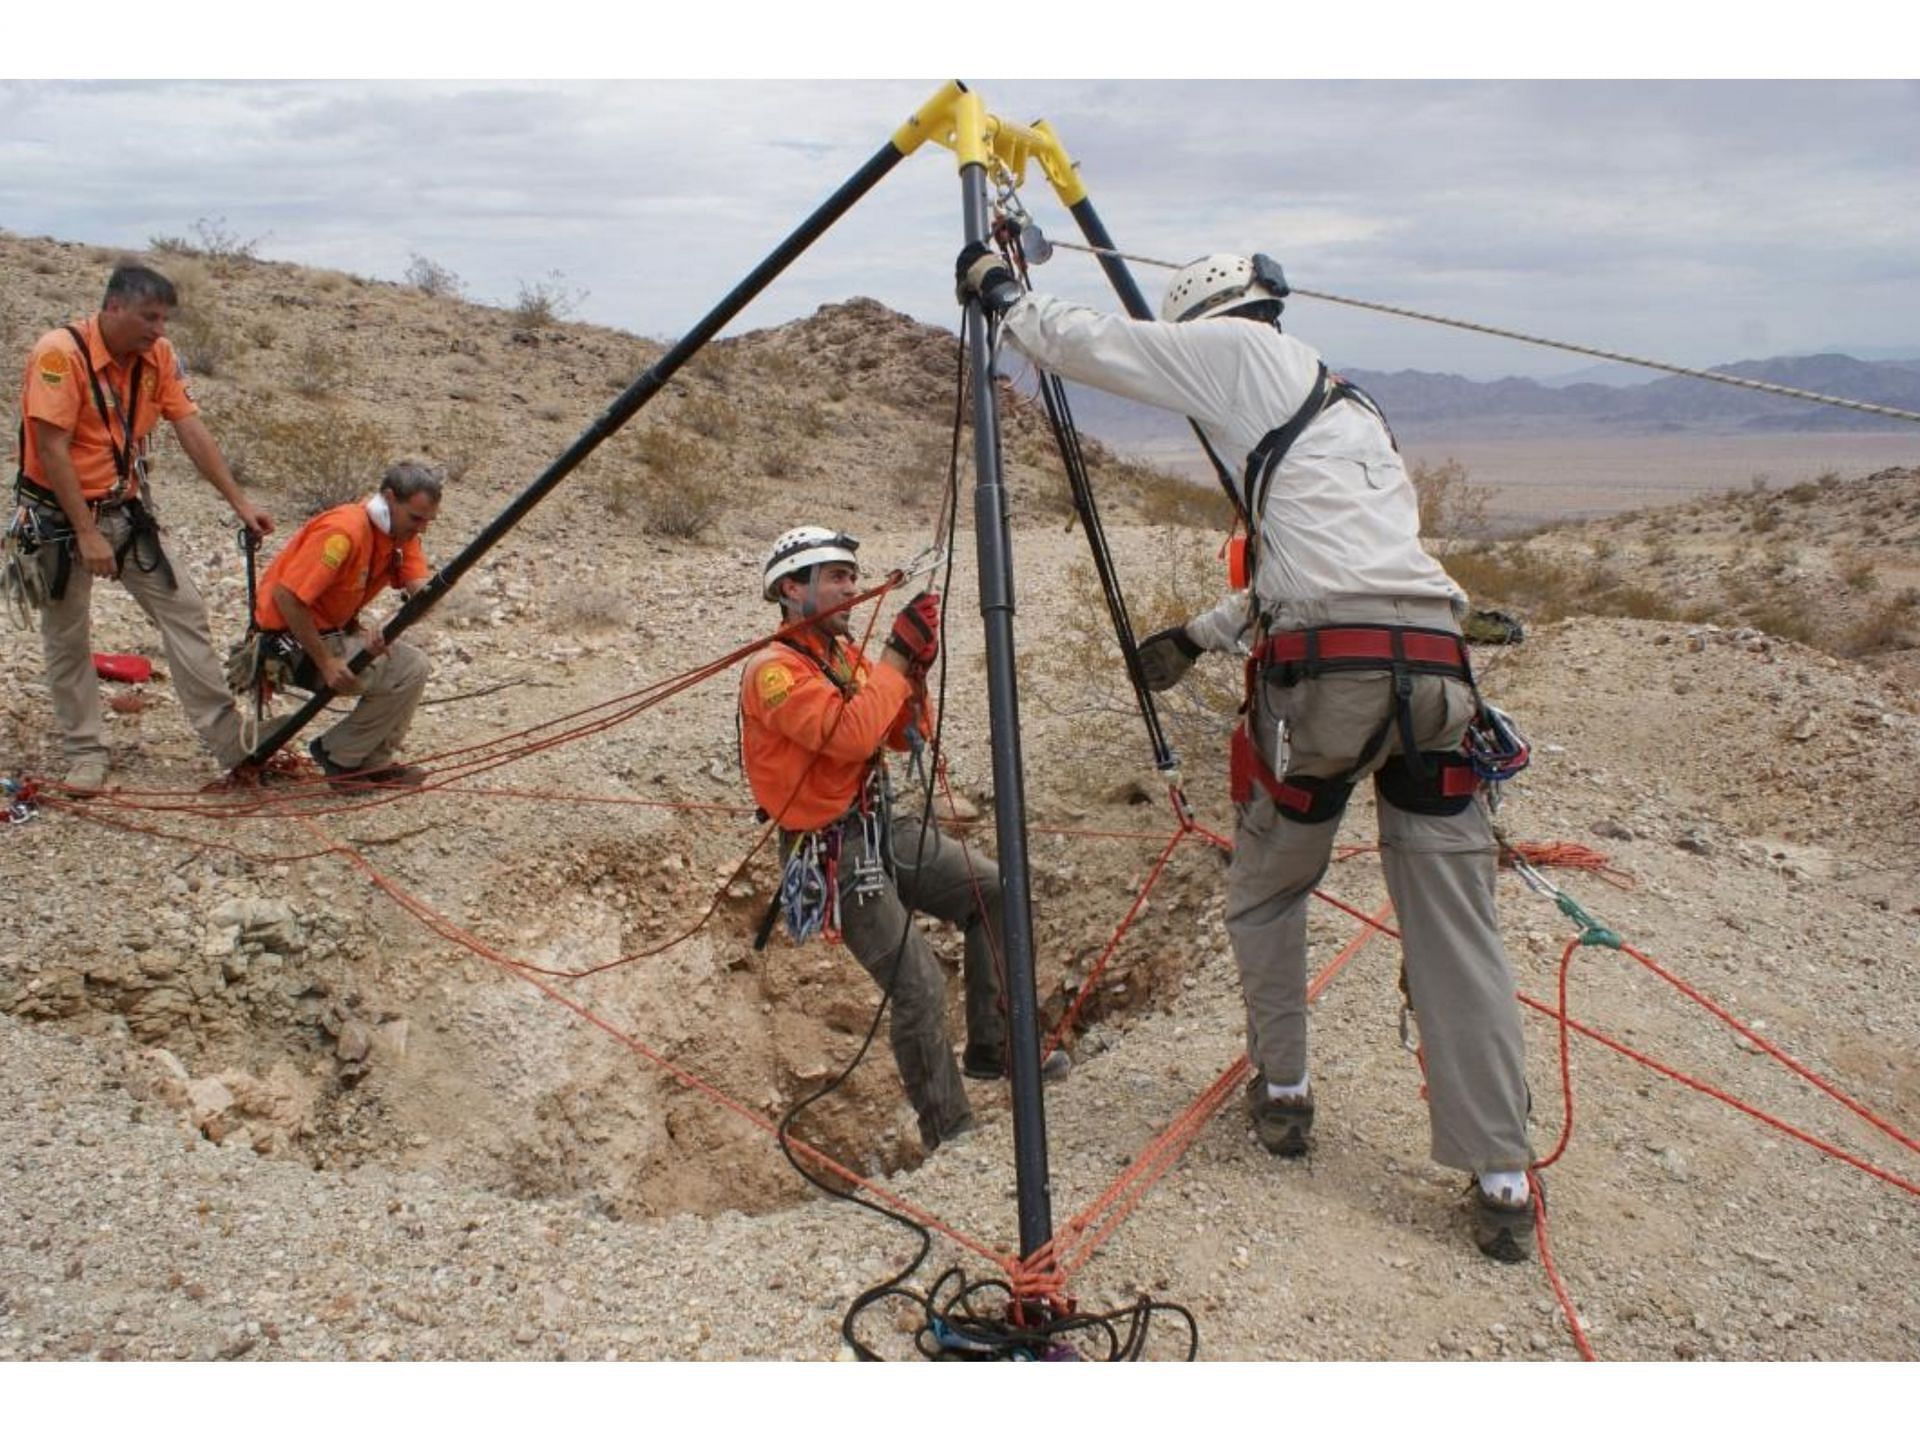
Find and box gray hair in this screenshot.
[103,264,179,309]
[380,460,444,503]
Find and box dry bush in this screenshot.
[512,271,585,329]
[224,406,392,518]
[618,429,723,536]
[1837,549,1881,593]
[759,442,802,480]
[680,393,738,442]
[892,435,955,508]
[157,256,232,378]
[1842,588,1920,656]
[560,583,628,632]
[404,253,465,299]
[149,216,265,268]
[421,409,499,485]
[1052,551,1242,772]
[795,400,829,440]
[291,337,350,399]
[1411,457,1492,540]
[1091,457,1233,531]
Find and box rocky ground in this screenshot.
[3,232,1918,1369]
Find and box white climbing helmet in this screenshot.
[1160,252,1289,324]
[762,525,859,600]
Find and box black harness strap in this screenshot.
[60,325,144,500]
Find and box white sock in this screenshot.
[1266,1075,1310,1101]
[1479,1170,1530,1203]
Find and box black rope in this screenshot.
[843,1263,1199,1361]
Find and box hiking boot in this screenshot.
[310,739,427,791]
[1244,1074,1314,1157]
[63,755,111,794]
[962,1045,1072,1084]
[360,763,428,788]
[1469,1174,1540,1264]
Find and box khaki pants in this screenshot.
[833,809,1005,1149]
[300,632,430,771]
[1225,595,1531,1175]
[37,507,246,771]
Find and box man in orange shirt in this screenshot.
[253,462,439,790]
[12,263,273,791]
[740,526,1064,1154]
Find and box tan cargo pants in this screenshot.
[1225,595,1531,1175]
[298,631,430,771]
[36,505,247,771]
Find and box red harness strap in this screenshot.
[1253,624,1471,675]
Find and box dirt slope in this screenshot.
[2,232,1917,1362]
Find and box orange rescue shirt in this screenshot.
[739,629,925,831]
[254,501,431,633]
[16,318,197,501]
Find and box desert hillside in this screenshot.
[2,230,1917,1363]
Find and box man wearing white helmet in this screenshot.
[740,526,1064,1154]
[958,245,1535,1261]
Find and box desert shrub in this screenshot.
[759,442,802,480]
[1052,551,1240,769]
[1748,506,1781,534]
[1411,457,1491,540]
[1740,600,1818,647]
[512,270,585,328]
[404,253,465,299]
[637,470,724,539]
[1783,481,1822,504]
[246,319,278,350]
[291,337,350,399]
[561,583,627,632]
[618,429,722,535]
[226,407,392,517]
[1837,549,1880,593]
[149,216,266,268]
[1841,588,1919,656]
[680,392,739,442]
[794,399,829,440]
[168,299,232,378]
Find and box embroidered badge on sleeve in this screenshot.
[320,533,353,570]
[757,663,793,710]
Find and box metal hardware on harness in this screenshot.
[779,831,835,943]
[847,805,888,905]
[3,776,39,827]
[1398,1002,1420,1056]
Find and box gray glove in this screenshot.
[1136,625,1202,691]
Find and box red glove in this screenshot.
[885,591,941,668]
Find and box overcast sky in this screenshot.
[5,53,1915,383]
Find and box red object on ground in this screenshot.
[92,652,153,684]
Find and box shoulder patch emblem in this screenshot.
[757,663,793,709]
[36,348,69,387]
[320,533,353,570]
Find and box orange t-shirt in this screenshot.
[16,317,197,501]
[739,630,925,831]
[254,501,431,633]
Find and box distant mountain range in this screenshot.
[1027,352,1920,446]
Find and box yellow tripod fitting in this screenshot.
[889,82,1089,209]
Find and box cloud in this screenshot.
[1,78,1913,379]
